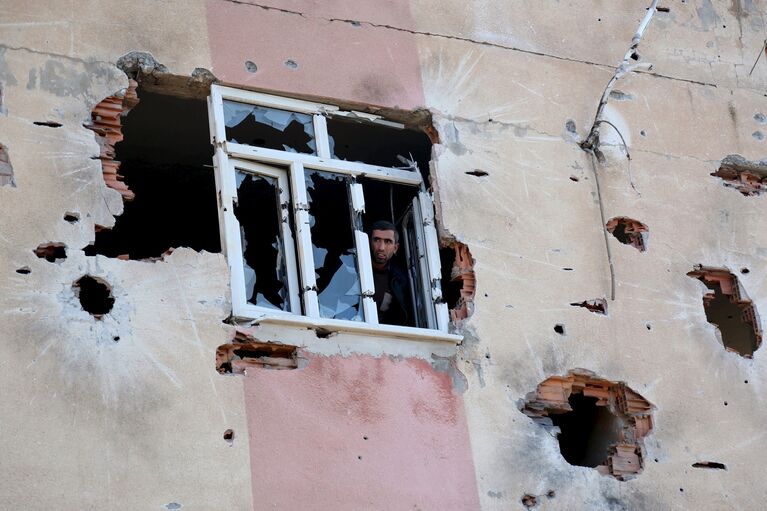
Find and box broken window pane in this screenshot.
[224,100,316,154]
[234,170,291,311]
[305,170,362,321]
[327,116,432,182]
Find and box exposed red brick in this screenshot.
[520,370,654,481]
[85,80,139,201]
[570,298,608,315]
[711,155,767,196]
[448,243,475,322]
[606,217,648,252]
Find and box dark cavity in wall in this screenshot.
[85,86,220,259]
[687,266,762,357]
[216,331,298,373]
[73,275,115,318]
[520,370,654,480]
[34,243,67,262]
[439,243,475,323]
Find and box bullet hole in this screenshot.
[570,298,607,315]
[244,60,258,73]
[34,243,67,262]
[754,113,766,124]
[640,130,647,137]
[284,59,298,69]
[554,324,565,335]
[654,458,659,462]
[606,217,648,252]
[112,336,120,342]
[465,169,489,177]
[656,6,670,12]
[724,401,728,406]
[546,490,555,498]
[570,175,580,182]
[744,379,749,384]
[349,20,361,27]
[33,121,62,127]
[363,436,368,440]
[741,268,750,274]
[687,266,762,357]
[73,276,115,318]
[314,327,333,339]
[357,455,362,460]
[63,212,80,223]
[565,119,577,134]
[597,18,602,21]
[679,488,684,493]
[630,52,640,61]
[223,429,234,445]
[521,494,537,508]
[562,267,573,271]
[692,461,726,470]
[753,131,764,141]
[646,323,652,331]
[521,371,654,480]
[16,266,30,274]
[165,504,182,510]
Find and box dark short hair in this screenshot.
[370,220,399,243]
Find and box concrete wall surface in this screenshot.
[1,1,767,510]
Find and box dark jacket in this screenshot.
[381,263,412,327]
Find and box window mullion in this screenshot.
[289,161,320,317]
[349,181,378,324]
[275,171,302,314]
[314,114,331,158]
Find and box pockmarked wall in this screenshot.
[1,1,766,510]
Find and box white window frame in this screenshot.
[208,85,458,344]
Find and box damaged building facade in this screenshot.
[1,1,767,509]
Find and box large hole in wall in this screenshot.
[520,370,654,481]
[85,85,220,259]
[440,242,476,323]
[687,266,762,357]
[711,154,767,196]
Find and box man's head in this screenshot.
[369,220,399,270]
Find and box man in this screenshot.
[369,220,411,326]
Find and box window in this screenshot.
[208,86,456,342]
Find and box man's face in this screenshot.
[370,229,399,268]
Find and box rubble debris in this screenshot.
[0,143,14,187]
[570,298,608,315]
[687,266,762,357]
[520,369,654,481]
[692,461,726,470]
[33,243,66,262]
[606,217,648,252]
[711,154,767,196]
[440,243,476,323]
[73,275,114,318]
[216,330,298,374]
[84,79,140,201]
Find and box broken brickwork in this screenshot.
[85,79,140,201]
[711,155,767,196]
[216,329,298,373]
[447,242,476,322]
[520,370,654,481]
[570,298,608,315]
[687,266,762,357]
[606,217,648,252]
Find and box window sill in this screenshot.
[245,313,463,345]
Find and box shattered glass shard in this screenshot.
[224,100,316,154]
